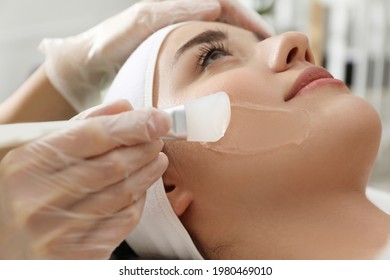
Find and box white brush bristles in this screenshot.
[184,91,231,142]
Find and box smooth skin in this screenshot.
[152,22,390,259]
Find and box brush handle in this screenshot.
[0,121,71,149]
[0,92,231,149]
[0,115,186,150]
[0,117,186,150]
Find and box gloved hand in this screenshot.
[0,100,171,259]
[39,0,273,112]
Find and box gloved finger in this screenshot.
[145,0,273,37]
[138,0,221,31]
[81,0,220,67]
[23,108,171,165]
[24,140,164,216]
[85,195,147,259]
[141,0,273,37]
[52,141,165,198]
[72,100,133,120]
[47,195,146,260]
[67,152,167,216]
[218,0,274,37]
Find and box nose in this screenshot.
[267,32,315,72]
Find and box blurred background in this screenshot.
[0,0,389,190]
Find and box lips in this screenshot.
[285,66,343,101]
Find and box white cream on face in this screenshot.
[156,23,314,155]
[202,101,312,155]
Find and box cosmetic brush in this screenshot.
[0,92,231,148]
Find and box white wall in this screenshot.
[0,0,137,101]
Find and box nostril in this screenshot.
[165,185,175,193]
[287,47,298,64]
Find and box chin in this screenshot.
[345,95,381,165]
[313,92,381,141]
[336,94,381,145]
[303,94,382,187]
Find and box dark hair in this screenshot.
[110,241,138,260]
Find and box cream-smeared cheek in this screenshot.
[187,71,313,155]
[203,102,312,155]
[162,47,314,155]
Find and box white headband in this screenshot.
[104,22,203,260]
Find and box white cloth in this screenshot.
[366,186,390,215]
[376,239,390,260]
[104,22,203,259]
[366,186,390,260]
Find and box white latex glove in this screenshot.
[0,100,171,259]
[39,0,273,112]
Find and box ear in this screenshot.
[162,161,193,217]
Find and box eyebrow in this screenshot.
[173,30,228,65]
[172,29,265,66]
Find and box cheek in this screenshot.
[176,96,382,201]
[175,68,277,106]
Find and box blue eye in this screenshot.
[197,41,231,70]
[202,50,228,67]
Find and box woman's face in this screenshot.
[154,22,382,257]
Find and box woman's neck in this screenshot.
[231,188,390,259]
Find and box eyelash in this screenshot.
[196,41,231,70]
